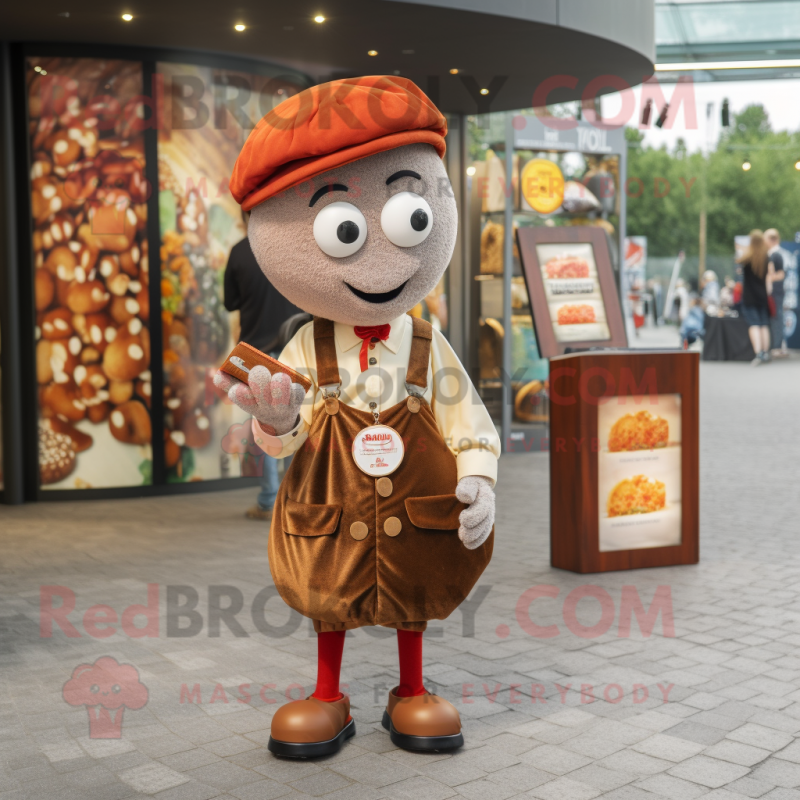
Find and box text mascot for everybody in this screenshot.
[216,76,500,757]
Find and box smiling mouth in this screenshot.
[345,280,408,303]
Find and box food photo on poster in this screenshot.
[27,57,153,489]
[535,242,611,343]
[597,394,682,552]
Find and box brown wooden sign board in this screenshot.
[550,351,699,573]
[517,226,627,358]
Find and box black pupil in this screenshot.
[337,220,359,244]
[410,208,428,232]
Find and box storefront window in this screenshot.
[27,57,152,489]
[157,63,303,482]
[466,111,624,434]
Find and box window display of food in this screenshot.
[27,57,152,489]
[608,410,669,452]
[157,63,296,482]
[607,475,666,518]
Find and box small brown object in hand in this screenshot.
[219,341,312,393]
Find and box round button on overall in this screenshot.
[384,516,402,537]
[325,396,339,415]
[369,357,377,366]
[350,521,368,540]
[376,477,393,497]
[407,396,421,413]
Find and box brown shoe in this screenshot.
[245,505,273,521]
[268,695,354,758]
[382,687,463,751]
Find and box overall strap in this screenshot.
[313,318,341,390]
[406,316,432,394]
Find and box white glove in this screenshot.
[214,367,305,436]
[455,476,495,550]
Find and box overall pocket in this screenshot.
[283,498,342,536]
[405,494,466,531]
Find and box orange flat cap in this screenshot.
[230,76,447,210]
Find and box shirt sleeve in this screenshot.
[428,328,501,485]
[251,322,317,458]
[223,252,241,312]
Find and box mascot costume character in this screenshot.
[215,76,500,757]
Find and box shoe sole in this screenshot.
[381,710,464,751]
[268,717,355,758]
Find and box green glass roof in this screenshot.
[656,1,800,46]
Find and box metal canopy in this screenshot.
[0,0,655,113]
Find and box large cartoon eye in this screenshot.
[381,192,432,248]
[112,685,121,694]
[90,684,100,694]
[313,201,367,258]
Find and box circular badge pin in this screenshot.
[352,424,404,477]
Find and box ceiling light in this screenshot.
[40,69,47,75]
[449,68,459,75]
[314,14,325,23]
[368,50,378,56]
[795,160,800,171]
[466,166,476,176]
[33,65,42,72]
[742,161,751,171]
[122,13,133,21]
[234,23,246,31]
[480,88,489,95]
[656,58,800,72]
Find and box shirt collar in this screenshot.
[334,314,409,355]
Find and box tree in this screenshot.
[626,105,800,258]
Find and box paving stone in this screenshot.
[668,754,751,788]
[706,740,773,767]
[119,763,190,794]
[379,775,457,800]
[526,776,601,800]
[228,780,294,800]
[728,725,795,752]
[632,733,706,762]
[454,777,516,800]
[751,759,800,789]
[287,768,352,796]
[330,753,418,787]
[727,775,778,797]
[635,772,709,799]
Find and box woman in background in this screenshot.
[736,229,775,365]
[701,270,720,306]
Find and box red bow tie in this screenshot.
[354,324,391,371]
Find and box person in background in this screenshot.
[673,278,689,324]
[765,228,787,356]
[701,270,720,306]
[720,276,735,310]
[680,296,706,347]
[736,229,775,366]
[224,211,302,520]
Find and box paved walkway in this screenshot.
[2,357,800,799]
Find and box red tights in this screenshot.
[311,629,426,701]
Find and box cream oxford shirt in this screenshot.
[252,314,500,485]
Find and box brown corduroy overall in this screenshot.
[268,316,493,633]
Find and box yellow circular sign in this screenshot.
[521,159,565,215]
